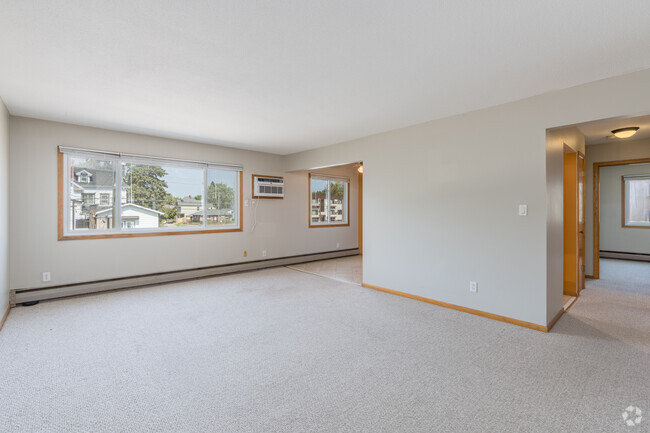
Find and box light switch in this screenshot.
[518,204,528,216]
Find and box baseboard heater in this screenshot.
[599,250,650,263]
[11,248,360,306]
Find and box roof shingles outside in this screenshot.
[177,196,202,206]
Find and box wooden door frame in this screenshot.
[592,157,650,279]
[578,152,586,292]
[358,170,363,255]
[563,149,580,296]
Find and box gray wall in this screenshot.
[599,163,650,254]
[0,98,8,312]
[585,138,650,274]
[286,68,650,327]
[8,117,358,290]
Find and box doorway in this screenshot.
[564,147,585,298]
[593,158,650,278]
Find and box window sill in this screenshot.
[622,223,650,229]
[58,227,243,240]
[308,223,350,228]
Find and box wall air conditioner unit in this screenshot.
[252,175,284,199]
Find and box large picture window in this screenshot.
[623,174,650,228]
[59,147,242,239]
[309,174,349,227]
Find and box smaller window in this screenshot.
[309,174,349,227]
[82,193,95,205]
[122,217,139,229]
[100,193,110,206]
[623,175,650,228]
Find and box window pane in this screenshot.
[121,162,203,229]
[329,181,346,223]
[311,179,328,223]
[68,156,115,231]
[627,178,650,224]
[206,169,238,227]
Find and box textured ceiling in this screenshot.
[1,1,650,154]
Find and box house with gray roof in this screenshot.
[69,166,161,230]
[176,195,203,222]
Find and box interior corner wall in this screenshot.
[585,138,650,274]
[8,117,358,290]
[545,127,585,320]
[0,98,8,313]
[285,68,650,327]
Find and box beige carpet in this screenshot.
[0,260,648,432]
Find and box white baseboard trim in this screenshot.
[12,249,360,305]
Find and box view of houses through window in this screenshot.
[69,157,116,230]
[64,150,240,235]
[310,175,348,226]
[206,169,237,226]
[624,175,650,227]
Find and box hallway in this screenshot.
[572,259,650,355]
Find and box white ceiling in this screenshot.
[576,114,650,145]
[1,1,650,155]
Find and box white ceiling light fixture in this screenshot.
[611,127,640,139]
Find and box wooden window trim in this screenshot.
[308,173,350,228]
[621,174,650,229]
[57,150,243,240]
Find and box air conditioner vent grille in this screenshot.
[253,175,284,199]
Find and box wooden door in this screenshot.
[578,153,585,293]
[563,152,578,296]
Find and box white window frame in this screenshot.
[623,174,650,228]
[82,192,95,205]
[60,147,243,239]
[100,193,110,206]
[309,173,349,227]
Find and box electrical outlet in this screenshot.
[262,250,267,257]
[469,281,478,293]
[42,272,51,282]
[336,242,340,249]
[244,199,249,207]
[243,250,247,257]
